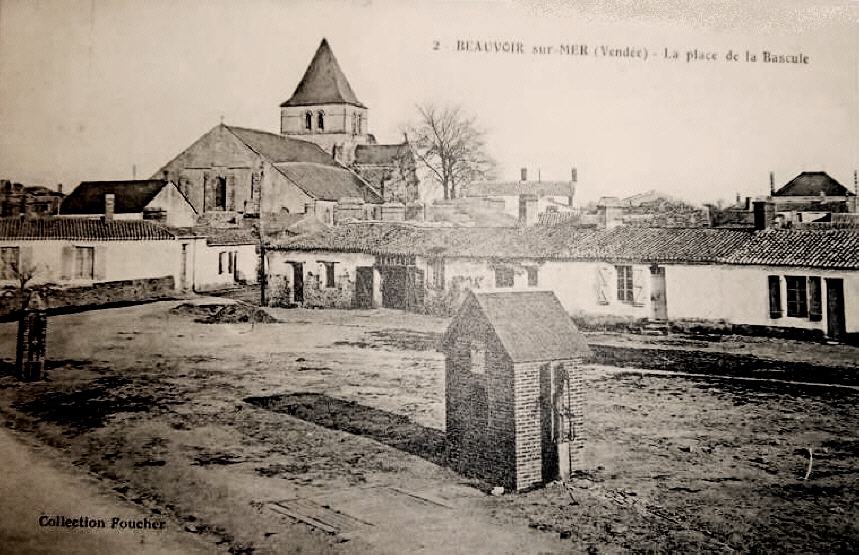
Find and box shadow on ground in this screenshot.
[245,393,456,469]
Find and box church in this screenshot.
[153,38,419,226]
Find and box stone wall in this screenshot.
[302,272,356,309]
[0,276,176,319]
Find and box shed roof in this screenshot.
[774,172,854,197]
[225,126,339,166]
[0,217,175,241]
[449,290,590,363]
[274,162,381,203]
[61,180,169,215]
[280,39,365,109]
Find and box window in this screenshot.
[305,111,312,130]
[0,247,19,280]
[768,275,782,319]
[495,266,514,288]
[527,267,539,287]
[219,251,229,275]
[357,114,363,134]
[317,111,324,131]
[73,247,94,280]
[786,276,807,318]
[429,258,445,290]
[323,262,336,288]
[214,177,227,211]
[469,342,486,375]
[616,265,634,302]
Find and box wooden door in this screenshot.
[650,266,667,320]
[292,263,304,304]
[540,363,560,483]
[826,278,845,341]
[355,266,374,308]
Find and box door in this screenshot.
[540,363,560,483]
[292,262,304,304]
[180,244,189,290]
[650,266,667,320]
[826,278,846,341]
[381,266,408,309]
[355,266,374,308]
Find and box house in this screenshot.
[271,220,859,342]
[443,290,589,491]
[465,168,576,225]
[768,171,858,227]
[279,39,420,206]
[0,218,180,315]
[172,226,259,293]
[60,179,197,227]
[0,180,64,217]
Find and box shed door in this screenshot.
[540,363,560,483]
[826,278,846,340]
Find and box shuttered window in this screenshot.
[495,266,514,288]
[786,276,807,318]
[808,276,822,322]
[768,275,782,319]
[73,247,94,280]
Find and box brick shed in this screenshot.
[443,290,590,492]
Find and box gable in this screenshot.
[156,125,265,175]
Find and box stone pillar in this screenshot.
[16,292,47,382]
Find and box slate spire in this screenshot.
[280,38,366,108]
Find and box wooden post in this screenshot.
[16,292,47,382]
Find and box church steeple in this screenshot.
[280,39,365,109]
[280,38,370,159]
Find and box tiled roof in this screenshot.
[274,162,381,203]
[466,180,574,197]
[225,126,339,166]
[354,143,410,165]
[538,212,579,226]
[61,180,167,215]
[275,221,859,269]
[0,218,175,241]
[447,290,590,363]
[280,39,365,109]
[722,229,859,269]
[774,172,854,197]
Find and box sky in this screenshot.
[0,0,857,204]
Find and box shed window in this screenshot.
[305,111,312,130]
[495,266,514,288]
[786,276,807,318]
[0,247,19,280]
[74,247,94,280]
[527,267,539,287]
[768,275,782,319]
[616,265,634,303]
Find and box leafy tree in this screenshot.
[406,103,496,200]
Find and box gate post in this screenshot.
[15,292,47,382]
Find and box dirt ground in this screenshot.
[0,300,857,553]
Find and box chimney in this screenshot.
[854,170,858,194]
[745,197,751,211]
[57,183,63,195]
[569,167,578,207]
[736,192,741,204]
[769,171,776,195]
[518,193,537,226]
[104,193,115,221]
[520,167,527,182]
[753,200,775,230]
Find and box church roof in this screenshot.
[280,39,366,109]
[61,180,170,215]
[225,126,339,166]
[274,162,381,203]
[773,172,854,197]
[354,143,411,166]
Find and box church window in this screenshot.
[317,111,325,131]
[357,114,364,134]
[305,111,312,131]
[351,113,358,135]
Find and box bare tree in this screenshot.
[406,103,496,200]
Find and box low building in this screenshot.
[0,180,64,217]
[60,179,198,227]
[443,290,589,491]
